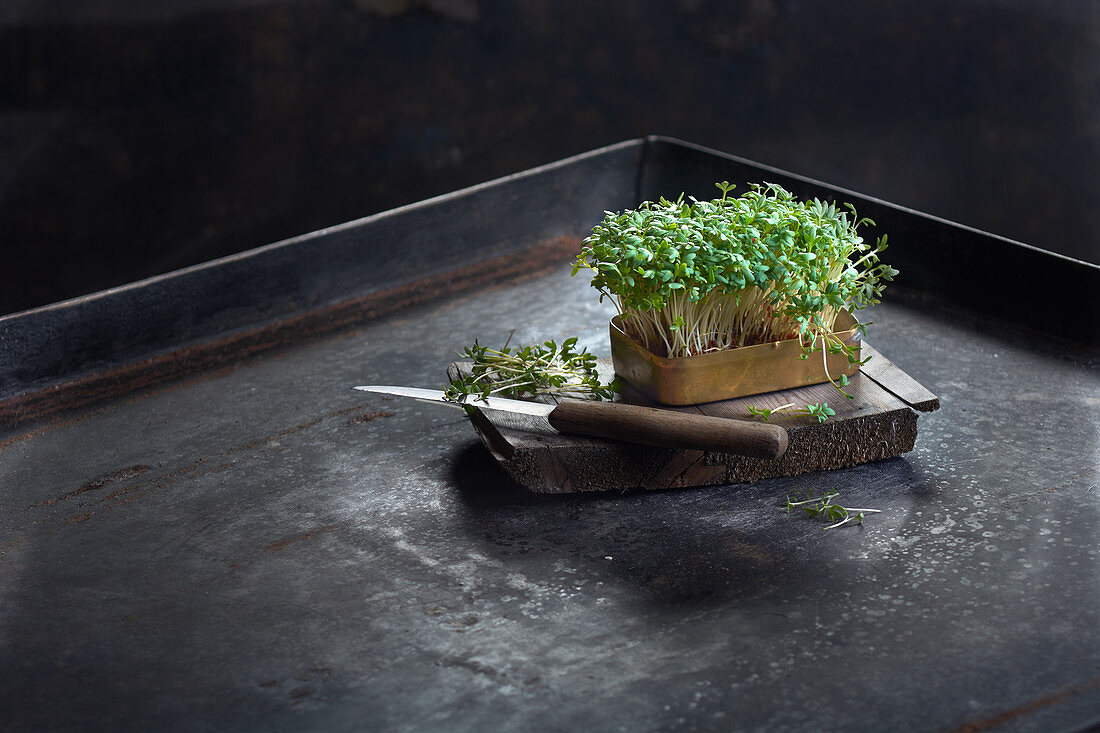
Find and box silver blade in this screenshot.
[353,385,555,417]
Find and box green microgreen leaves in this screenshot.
[805,402,836,422]
[443,333,619,404]
[573,182,897,395]
[785,489,881,529]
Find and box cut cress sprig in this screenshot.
[747,402,836,423]
[786,489,881,529]
[444,333,619,404]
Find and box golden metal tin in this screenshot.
[609,310,862,405]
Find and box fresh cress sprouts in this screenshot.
[573,181,897,397]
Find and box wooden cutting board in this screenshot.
[449,344,938,493]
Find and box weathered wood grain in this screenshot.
[450,351,937,493]
[859,342,940,411]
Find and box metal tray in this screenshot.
[1,137,1098,732]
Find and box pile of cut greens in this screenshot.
[444,334,618,404]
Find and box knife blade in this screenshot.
[354,385,788,459]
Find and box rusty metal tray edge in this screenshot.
[2,136,1097,427]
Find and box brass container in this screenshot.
[610,310,862,405]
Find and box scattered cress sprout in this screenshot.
[785,489,881,529]
[444,333,619,404]
[573,181,897,399]
[748,402,836,423]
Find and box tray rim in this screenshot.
[2,136,1095,427]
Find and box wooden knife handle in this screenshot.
[547,400,788,459]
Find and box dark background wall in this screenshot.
[2,0,1097,316]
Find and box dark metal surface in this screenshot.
[2,264,1097,732]
[1,141,1098,731]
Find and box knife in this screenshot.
[354,386,788,459]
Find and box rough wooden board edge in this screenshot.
[448,354,927,493]
[488,407,918,493]
[859,342,940,412]
[465,407,517,461]
[516,375,917,492]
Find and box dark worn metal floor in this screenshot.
[1,262,1097,732]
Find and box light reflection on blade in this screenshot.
[353,385,555,417]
